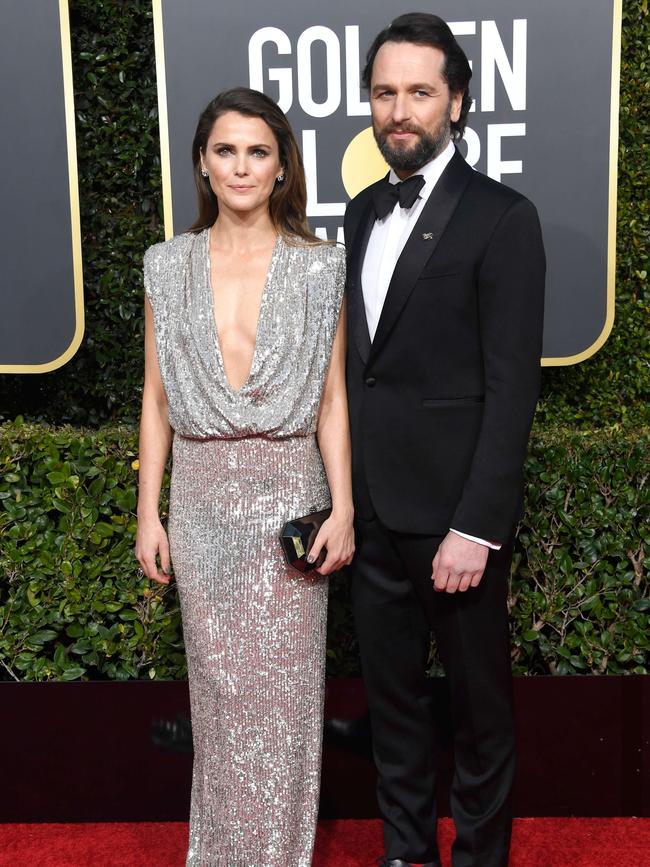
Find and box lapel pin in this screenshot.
[422,232,434,240]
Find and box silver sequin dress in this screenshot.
[144,229,345,867]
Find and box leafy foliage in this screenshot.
[1,421,646,681]
[0,419,182,682]
[511,426,649,676]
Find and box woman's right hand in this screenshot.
[135,516,172,585]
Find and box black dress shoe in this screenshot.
[378,860,437,867]
[151,714,193,754]
[323,712,373,758]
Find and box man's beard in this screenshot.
[374,109,451,174]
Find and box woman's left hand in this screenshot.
[308,511,355,576]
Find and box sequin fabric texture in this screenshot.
[144,231,345,866]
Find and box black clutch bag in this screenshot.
[279,508,331,574]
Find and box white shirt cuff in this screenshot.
[450,528,502,550]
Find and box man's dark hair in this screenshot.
[362,12,472,139]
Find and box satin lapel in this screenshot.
[369,151,473,362]
[346,197,375,364]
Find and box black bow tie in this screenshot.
[372,174,425,220]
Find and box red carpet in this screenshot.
[0,819,648,866]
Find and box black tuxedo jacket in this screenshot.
[344,149,546,543]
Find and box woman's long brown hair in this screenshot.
[188,87,320,244]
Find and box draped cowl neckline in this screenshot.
[204,227,283,396]
[143,229,345,440]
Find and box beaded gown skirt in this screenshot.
[169,433,331,867]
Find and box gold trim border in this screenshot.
[0,0,85,374]
[152,0,174,239]
[541,0,621,367]
[152,0,622,367]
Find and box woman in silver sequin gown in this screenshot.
[135,88,353,866]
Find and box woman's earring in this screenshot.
[201,168,209,178]
[276,173,285,182]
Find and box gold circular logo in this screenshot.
[341,126,389,199]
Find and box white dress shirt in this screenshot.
[361,141,500,551]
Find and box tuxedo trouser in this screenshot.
[351,514,515,867]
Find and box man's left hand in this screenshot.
[431,532,489,593]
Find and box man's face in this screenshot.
[370,41,463,179]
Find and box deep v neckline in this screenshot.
[205,227,281,395]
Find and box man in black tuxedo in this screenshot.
[344,13,545,867]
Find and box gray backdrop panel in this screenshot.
[160,0,618,361]
[0,0,79,367]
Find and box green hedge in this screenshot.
[511,427,648,675]
[0,0,647,427]
[1,420,647,682]
[0,420,179,681]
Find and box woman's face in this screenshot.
[200,111,284,217]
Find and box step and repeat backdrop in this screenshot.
[0,1,621,370]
